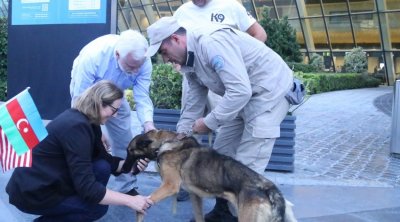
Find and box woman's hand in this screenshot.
[101,134,111,153]
[132,158,150,175]
[126,195,154,214]
[100,189,153,214]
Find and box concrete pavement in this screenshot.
[273,86,399,188]
[1,86,399,221]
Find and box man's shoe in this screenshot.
[125,188,139,196]
[189,211,238,222]
[176,188,190,201]
[203,207,238,222]
[190,198,238,222]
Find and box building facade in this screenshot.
[116,0,400,85]
[1,0,399,85]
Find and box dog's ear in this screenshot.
[180,136,200,149]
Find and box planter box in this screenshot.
[153,108,295,172]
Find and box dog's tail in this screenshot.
[269,189,285,222]
[265,186,297,222]
[284,199,297,222]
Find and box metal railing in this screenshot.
[390,79,400,157]
[0,0,8,18]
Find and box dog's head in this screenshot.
[121,130,201,173]
[127,130,178,160]
[121,130,177,173]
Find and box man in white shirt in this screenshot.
[174,0,266,42]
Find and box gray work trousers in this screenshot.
[213,98,290,175]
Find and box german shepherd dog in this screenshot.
[122,130,297,222]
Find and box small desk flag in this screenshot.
[0,88,48,172]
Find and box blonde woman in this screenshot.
[7,80,153,221]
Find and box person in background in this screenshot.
[69,29,156,196]
[174,0,267,112]
[174,0,266,42]
[172,0,268,203]
[146,17,292,222]
[6,80,153,222]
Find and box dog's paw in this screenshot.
[121,159,136,174]
[131,162,141,175]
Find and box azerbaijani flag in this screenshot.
[0,88,48,155]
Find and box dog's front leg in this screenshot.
[136,212,145,222]
[189,193,204,222]
[150,165,181,202]
[150,180,180,202]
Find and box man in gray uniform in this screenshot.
[146,17,293,222]
[173,0,268,203]
[174,0,267,111]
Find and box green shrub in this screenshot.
[296,72,381,94]
[309,53,325,72]
[125,63,182,110]
[343,47,368,73]
[286,62,317,73]
[124,89,135,110]
[0,17,7,101]
[150,63,182,109]
[259,6,302,63]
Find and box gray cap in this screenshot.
[145,17,181,57]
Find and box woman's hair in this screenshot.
[73,80,124,124]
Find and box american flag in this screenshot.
[0,126,32,172]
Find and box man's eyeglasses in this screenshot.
[105,103,119,115]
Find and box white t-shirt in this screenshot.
[174,0,256,32]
